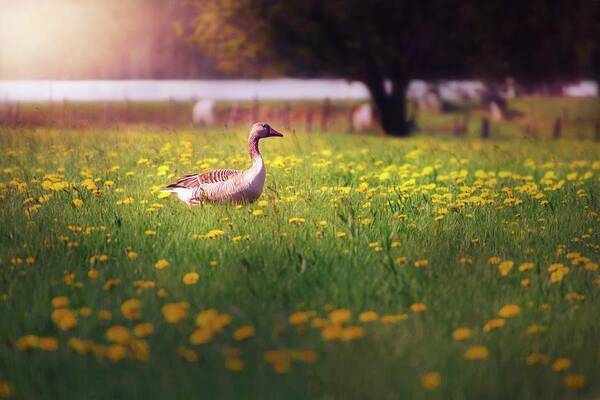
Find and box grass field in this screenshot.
[0,122,599,399]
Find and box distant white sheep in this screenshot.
[192,99,216,125]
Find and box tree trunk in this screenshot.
[364,77,410,136]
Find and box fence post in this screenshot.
[305,107,313,134]
[348,105,355,133]
[480,117,490,139]
[552,117,561,140]
[321,98,332,132]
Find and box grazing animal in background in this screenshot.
[192,99,215,125]
[352,103,373,131]
[162,122,284,204]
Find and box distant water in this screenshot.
[0,79,370,102]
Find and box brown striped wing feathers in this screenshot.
[167,169,238,188]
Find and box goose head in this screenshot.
[250,122,284,139]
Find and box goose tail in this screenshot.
[161,187,195,204]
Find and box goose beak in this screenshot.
[268,127,284,137]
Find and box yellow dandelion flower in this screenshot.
[0,381,14,398]
[525,353,550,365]
[106,344,128,362]
[252,209,263,217]
[15,335,39,351]
[395,256,407,265]
[488,257,502,265]
[190,328,214,345]
[182,272,199,285]
[552,358,571,371]
[525,324,547,334]
[410,303,427,312]
[51,296,69,308]
[452,327,472,341]
[145,229,157,236]
[498,304,521,318]
[39,337,58,351]
[288,217,305,224]
[358,311,378,322]
[421,372,441,390]
[340,325,365,341]
[105,326,131,344]
[380,314,408,324]
[88,269,99,280]
[483,318,505,332]
[129,339,150,362]
[464,345,489,360]
[563,373,586,390]
[233,326,256,341]
[161,302,189,323]
[177,346,199,362]
[288,311,312,325]
[121,298,143,320]
[154,259,170,270]
[414,259,428,268]
[51,308,78,331]
[127,251,138,260]
[329,309,351,324]
[498,260,514,276]
[133,323,154,338]
[72,199,83,207]
[321,324,343,341]
[518,262,535,272]
[311,318,328,329]
[195,309,219,327]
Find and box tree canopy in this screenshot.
[186,0,600,136]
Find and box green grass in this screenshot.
[0,124,599,399]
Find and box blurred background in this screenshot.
[0,0,598,138]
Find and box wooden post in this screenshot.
[575,117,584,140]
[552,117,561,140]
[348,105,355,133]
[321,98,331,132]
[462,112,470,136]
[480,117,490,139]
[305,107,313,134]
[452,118,461,137]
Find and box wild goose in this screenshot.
[163,122,283,204]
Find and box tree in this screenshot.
[185,0,599,136]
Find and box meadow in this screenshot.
[0,106,599,399]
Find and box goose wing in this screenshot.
[167,169,239,189]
